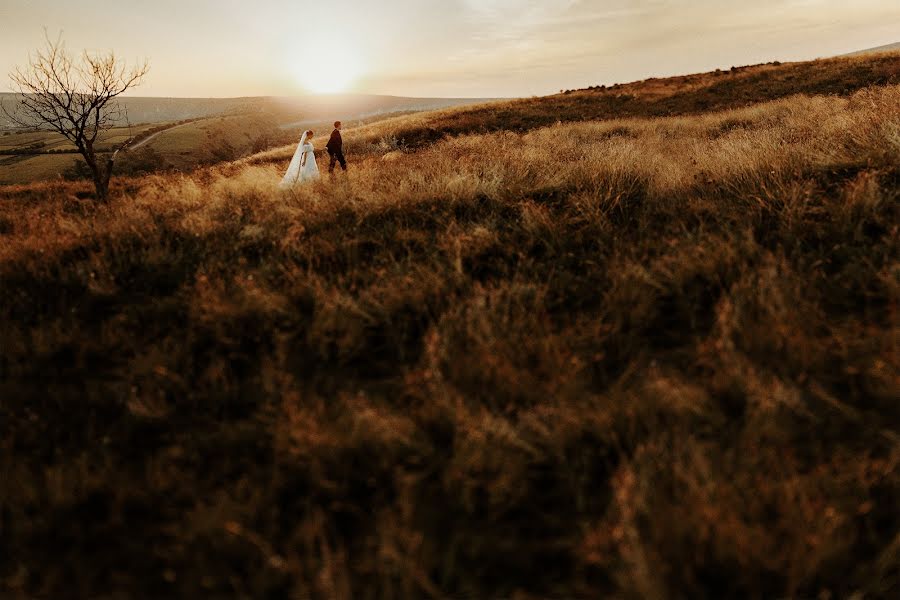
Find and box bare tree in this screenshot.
[5,32,149,201]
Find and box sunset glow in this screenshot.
[2,1,899,97]
[288,37,363,94]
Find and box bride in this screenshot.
[280,130,319,188]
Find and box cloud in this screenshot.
[462,0,579,19]
[460,0,582,39]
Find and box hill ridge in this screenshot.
[843,41,900,56]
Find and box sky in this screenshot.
[1,1,899,98]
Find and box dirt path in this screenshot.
[129,121,196,150]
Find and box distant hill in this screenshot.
[269,94,499,130]
[0,93,494,131]
[843,42,900,56]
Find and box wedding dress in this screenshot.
[280,131,319,188]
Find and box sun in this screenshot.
[292,40,362,94]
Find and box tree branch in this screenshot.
[6,32,149,200]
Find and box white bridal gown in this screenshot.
[280,132,320,188]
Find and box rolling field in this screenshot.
[0,117,280,185]
[0,124,160,185]
[1,54,899,598]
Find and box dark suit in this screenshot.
[326,129,347,172]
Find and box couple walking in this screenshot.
[280,121,347,188]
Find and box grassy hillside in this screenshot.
[1,56,899,598]
[328,53,900,151]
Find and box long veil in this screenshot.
[280,131,309,188]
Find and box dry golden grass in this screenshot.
[1,76,899,598]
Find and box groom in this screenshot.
[326,121,347,174]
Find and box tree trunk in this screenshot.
[103,155,115,195]
[81,142,110,202]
